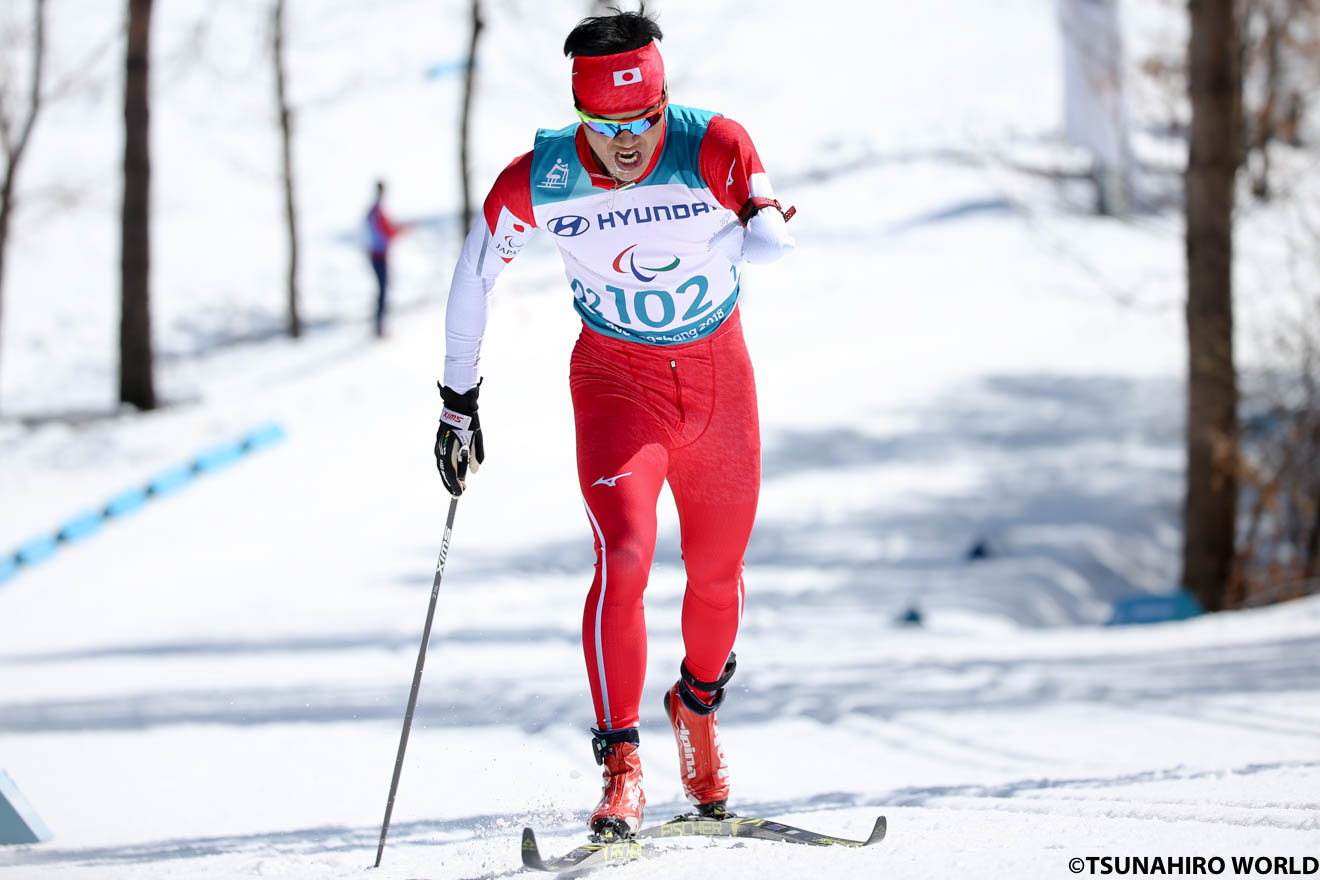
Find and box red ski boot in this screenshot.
[587,729,645,838]
[664,654,736,817]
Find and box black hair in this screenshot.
[563,3,662,58]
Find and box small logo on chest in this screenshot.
[549,215,590,237]
[539,159,571,190]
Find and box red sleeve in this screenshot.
[698,116,768,218]
[482,151,537,234]
[380,210,402,239]
[475,152,537,264]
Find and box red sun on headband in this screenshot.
[571,40,665,116]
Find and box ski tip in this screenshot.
[864,815,887,846]
[521,827,547,870]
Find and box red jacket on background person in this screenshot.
[366,198,402,260]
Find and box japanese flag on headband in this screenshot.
[571,40,665,116]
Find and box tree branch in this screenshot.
[10,0,48,172]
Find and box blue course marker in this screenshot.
[57,511,104,543]
[15,536,59,566]
[425,58,473,79]
[243,421,286,452]
[2,421,285,589]
[105,487,149,518]
[193,441,244,474]
[148,464,194,497]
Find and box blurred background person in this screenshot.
[366,180,406,337]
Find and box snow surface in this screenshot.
[2,0,1318,878]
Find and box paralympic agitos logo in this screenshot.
[612,245,680,282]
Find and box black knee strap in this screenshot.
[678,653,736,716]
[591,727,639,765]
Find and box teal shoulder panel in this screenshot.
[530,124,598,207]
[643,104,720,190]
[531,106,721,203]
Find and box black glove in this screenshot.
[435,382,484,497]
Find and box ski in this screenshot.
[521,827,644,873]
[521,813,886,873]
[638,812,887,847]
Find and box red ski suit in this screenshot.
[443,105,790,731]
[573,308,758,730]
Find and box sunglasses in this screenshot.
[576,96,668,138]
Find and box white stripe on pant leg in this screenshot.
[738,563,745,622]
[582,495,613,730]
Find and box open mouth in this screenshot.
[612,150,643,174]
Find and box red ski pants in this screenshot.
[571,308,760,733]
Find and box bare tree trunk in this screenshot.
[1183,0,1242,610]
[459,0,484,240]
[0,0,48,412]
[1248,0,1282,198]
[1307,483,1320,581]
[0,168,16,414]
[273,0,300,338]
[121,0,156,410]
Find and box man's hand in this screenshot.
[435,382,484,497]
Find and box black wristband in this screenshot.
[438,381,479,415]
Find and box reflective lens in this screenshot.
[575,98,668,138]
[579,111,663,138]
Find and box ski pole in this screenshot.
[374,495,459,867]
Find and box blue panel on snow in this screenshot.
[0,556,18,585]
[193,441,244,473]
[0,770,52,844]
[243,421,286,451]
[57,511,104,543]
[1107,591,1204,626]
[148,465,194,496]
[15,536,58,566]
[105,487,149,518]
[425,58,473,79]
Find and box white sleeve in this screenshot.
[741,207,795,264]
[443,219,509,393]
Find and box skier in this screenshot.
[434,5,794,840]
[366,180,405,337]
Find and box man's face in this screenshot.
[581,108,666,183]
